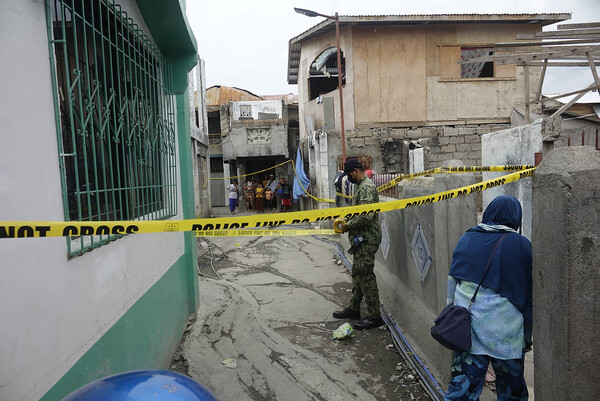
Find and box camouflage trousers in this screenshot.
[348,242,381,318]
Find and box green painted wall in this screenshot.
[136,0,198,94]
[176,89,201,309]
[40,250,195,401]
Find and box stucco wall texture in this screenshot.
[532,146,600,401]
[482,122,542,240]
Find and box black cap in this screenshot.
[342,158,362,176]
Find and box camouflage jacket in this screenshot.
[347,176,382,245]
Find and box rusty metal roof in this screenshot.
[287,13,571,84]
[206,85,263,107]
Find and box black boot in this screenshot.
[332,307,360,320]
[353,316,385,330]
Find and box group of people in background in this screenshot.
[227,173,292,214]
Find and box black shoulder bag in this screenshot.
[431,233,508,352]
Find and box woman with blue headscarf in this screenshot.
[444,195,532,401]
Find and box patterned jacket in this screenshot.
[347,176,382,245]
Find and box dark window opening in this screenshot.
[208,111,221,134]
[461,47,493,78]
[308,47,345,101]
[210,157,224,174]
[208,110,221,144]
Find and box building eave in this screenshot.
[136,0,198,94]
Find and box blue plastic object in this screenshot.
[62,370,219,401]
[348,236,363,255]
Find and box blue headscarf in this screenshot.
[481,194,522,230]
[449,196,533,321]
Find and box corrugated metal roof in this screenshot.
[287,13,571,84]
[206,85,262,107]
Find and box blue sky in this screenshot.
[186,0,599,96]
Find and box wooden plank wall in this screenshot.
[352,26,427,124]
[351,23,541,125]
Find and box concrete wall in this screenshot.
[297,26,355,140]
[344,123,510,173]
[341,161,477,385]
[532,146,600,401]
[0,1,197,399]
[231,100,282,120]
[222,101,290,160]
[307,130,340,207]
[190,58,211,218]
[481,122,542,239]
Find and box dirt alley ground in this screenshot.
[169,208,434,401]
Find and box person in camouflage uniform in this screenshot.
[333,158,384,330]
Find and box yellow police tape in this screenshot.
[196,228,335,237]
[333,164,535,201]
[0,168,534,238]
[376,165,534,192]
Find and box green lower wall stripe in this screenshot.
[40,251,195,401]
[176,91,201,309]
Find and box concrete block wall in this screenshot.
[532,146,600,401]
[348,123,511,173]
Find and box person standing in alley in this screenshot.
[244,179,255,212]
[255,182,265,213]
[276,176,284,211]
[267,174,278,212]
[264,185,274,212]
[226,179,239,215]
[443,195,532,401]
[333,158,384,330]
[280,177,292,212]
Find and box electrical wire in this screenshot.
[197,238,227,280]
[208,245,223,280]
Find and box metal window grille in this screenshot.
[210,157,224,174]
[45,0,178,257]
[239,104,252,118]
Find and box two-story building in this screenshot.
[206,86,299,207]
[288,13,569,200]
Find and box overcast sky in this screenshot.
[186,0,600,96]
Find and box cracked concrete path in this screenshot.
[171,213,432,401]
